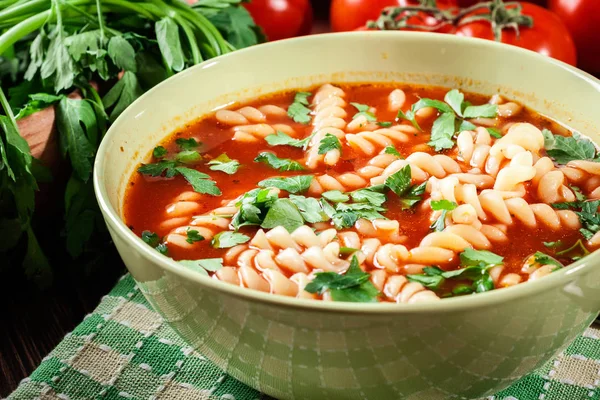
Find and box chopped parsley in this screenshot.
[141,230,168,255]
[532,252,563,270]
[556,239,590,260]
[261,198,305,232]
[138,158,221,196]
[231,188,280,230]
[383,145,402,157]
[383,165,427,209]
[258,175,314,194]
[318,133,342,155]
[185,229,205,244]
[153,146,167,159]
[265,130,311,148]
[322,190,350,203]
[288,91,312,124]
[211,231,250,249]
[174,150,202,164]
[543,129,598,165]
[408,249,504,296]
[543,241,563,249]
[179,258,223,276]
[208,153,240,175]
[289,195,330,224]
[377,121,393,128]
[254,152,305,171]
[175,137,200,151]
[350,102,377,122]
[351,187,386,207]
[397,89,498,151]
[430,200,457,231]
[304,255,380,302]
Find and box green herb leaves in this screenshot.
[156,17,185,72]
[211,231,250,248]
[318,134,342,154]
[265,131,310,148]
[398,89,498,152]
[543,129,598,165]
[254,152,305,171]
[288,91,312,124]
[407,249,504,296]
[430,200,457,231]
[208,153,240,174]
[533,252,563,270]
[305,256,380,302]
[262,199,305,232]
[350,102,376,122]
[383,165,426,209]
[258,175,313,194]
[554,200,600,241]
[141,231,168,255]
[138,162,221,196]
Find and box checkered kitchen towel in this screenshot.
[8,274,600,400]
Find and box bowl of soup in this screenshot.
[94,32,600,399]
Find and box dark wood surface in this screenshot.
[0,267,123,397]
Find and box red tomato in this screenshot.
[330,0,458,32]
[455,3,576,65]
[243,0,313,41]
[549,0,600,74]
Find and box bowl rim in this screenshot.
[94,30,600,314]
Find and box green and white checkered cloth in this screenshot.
[8,274,600,400]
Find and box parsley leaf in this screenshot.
[186,229,205,244]
[383,165,426,209]
[428,112,456,151]
[533,252,563,269]
[385,165,412,197]
[322,190,350,203]
[288,91,312,124]
[174,167,221,195]
[304,255,380,303]
[318,133,342,155]
[141,231,168,255]
[208,153,240,175]
[156,17,185,72]
[444,89,464,117]
[350,102,376,122]
[211,231,250,248]
[407,272,445,290]
[254,152,305,171]
[399,181,427,210]
[463,104,498,119]
[231,188,279,229]
[577,200,600,240]
[265,130,310,148]
[430,200,458,231]
[102,71,143,122]
[174,150,202,164]
[138,160,178,177]
[460,248,504,267]
[258,175,314,194]
[332,202,386,229]
[289,195,329,224]
[377,121,393,128]
[176,138,200,151]
[261,198,305,232]
[572,186,586,202]
[153,146,167,159]
[543,129,597,164]
[543,241,563,249]
[179,258,223,276]
[351,188,386,207]
[383,145,402,157]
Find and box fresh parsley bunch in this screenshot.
[0,0,263,285]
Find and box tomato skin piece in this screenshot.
[455,3,576,66]
[549,0,600,74]
[244,0,313,41]
[330,0,458,32]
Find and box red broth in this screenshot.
[123,83,592,302]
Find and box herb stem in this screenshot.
[0,11,49,56]
[96,0,106,42]
[0,0,49,23]
[0,86,18,132]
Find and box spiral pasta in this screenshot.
[216,105,288,126]
[371,270,440,303]
[346,126,415,156]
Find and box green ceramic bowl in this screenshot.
[94,32,600,400]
